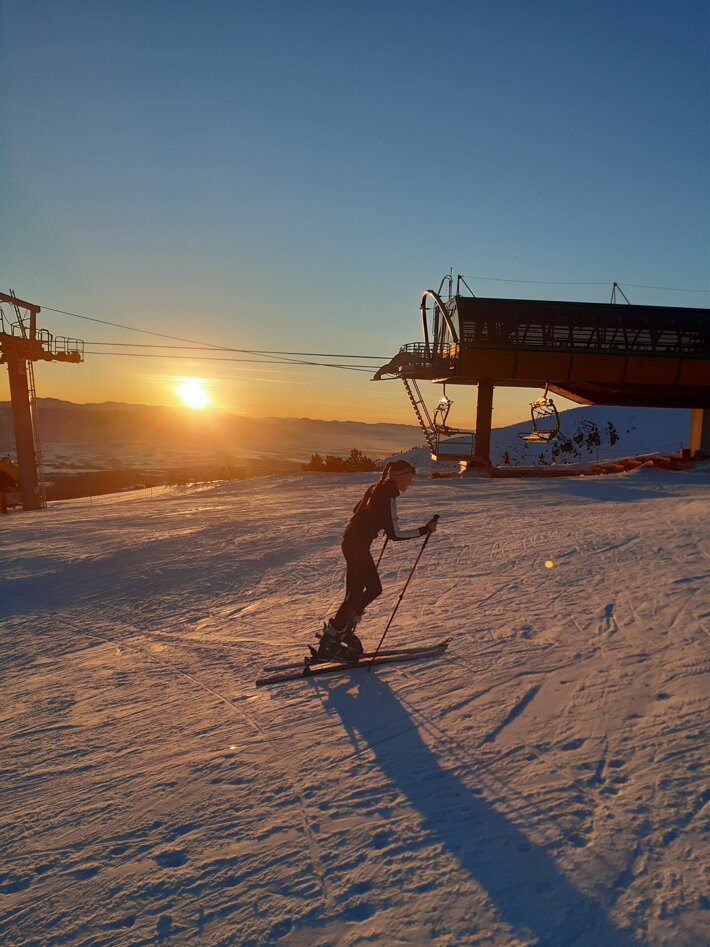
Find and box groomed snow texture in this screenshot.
[1,465,709,946]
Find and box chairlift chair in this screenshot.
[431,388,475,460]
[518,389,560,443]
[433,393,457,436]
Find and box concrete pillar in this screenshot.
[472,378,494,467]
[690,409,710,458]
[6,350,42,511]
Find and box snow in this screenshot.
[410,405,693,471]
[1,464,709,945]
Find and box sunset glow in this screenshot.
[176,378,210,410]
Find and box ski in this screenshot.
[255,638,451,687]
[262,638,451,673]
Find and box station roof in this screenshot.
[453,296,710,356]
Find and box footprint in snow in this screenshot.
[344,903,376,922]
[71,864,100,880]
[0,874,32,894]
[372,830,390,849]
[560,738,586,751]
[154,849,187,868]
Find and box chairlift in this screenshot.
[518,387,560,443]
[432,386,475,437]
[433,392,456,436]
[431,387,475,459]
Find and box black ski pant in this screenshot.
[332,539,382,631]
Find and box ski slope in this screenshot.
[1,465,709,946]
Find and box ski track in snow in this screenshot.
[1,466,709,946]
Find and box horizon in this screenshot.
[2,1,708,424]
[2,395,692,431]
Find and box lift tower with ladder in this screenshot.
[0,291,84,511]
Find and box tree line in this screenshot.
[303,448,378,472]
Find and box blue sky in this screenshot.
[2,0,708,425]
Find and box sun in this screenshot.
[176,377,211,409]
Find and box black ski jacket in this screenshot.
[342,478,427,548]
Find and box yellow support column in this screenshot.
[472,378,494,467]
[690,409,710,458]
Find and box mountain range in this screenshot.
[0,398,693,475]
[0,399,422,471]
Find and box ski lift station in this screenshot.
[374,276,710,468]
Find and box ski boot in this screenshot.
[340,632,364,657]
[341,612,365,657]
[310,619,363,664]
[310,622,347,663]
[340,613,364,657]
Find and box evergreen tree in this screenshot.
[344,448,377,471]
[303,453,325,471]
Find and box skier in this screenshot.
[314,459,438,661]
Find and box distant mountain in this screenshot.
[0,399,692,473]
[0,399,423,470]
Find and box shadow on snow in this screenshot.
[321,672,639,947]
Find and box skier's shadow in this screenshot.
[320,672,638,946]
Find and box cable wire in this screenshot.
[39,303,391,358]
[461,275,610,286]
[461,275,710,292]
[83,351,381,372]
[83,341,388,357]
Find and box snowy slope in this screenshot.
[383,405,693,476]
[495,405,692,465]
[1,465,709,946]
[428,405,692,468]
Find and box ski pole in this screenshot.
[368,515,439,671]
[375,536,389,568]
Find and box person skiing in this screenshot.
[314,459,438,661]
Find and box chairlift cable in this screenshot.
[83,350,381,372]
[36,304,390,359]
[459,275,709,293]
[82,341,388,358]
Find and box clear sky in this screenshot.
[1,0,708,426]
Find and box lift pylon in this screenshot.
[0,291,84,511]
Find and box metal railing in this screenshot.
[52,337,85,359]
[395,342,459,372]
[459,318,709,357]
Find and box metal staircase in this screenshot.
[401,378,437,453]
[401,377,476,461]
